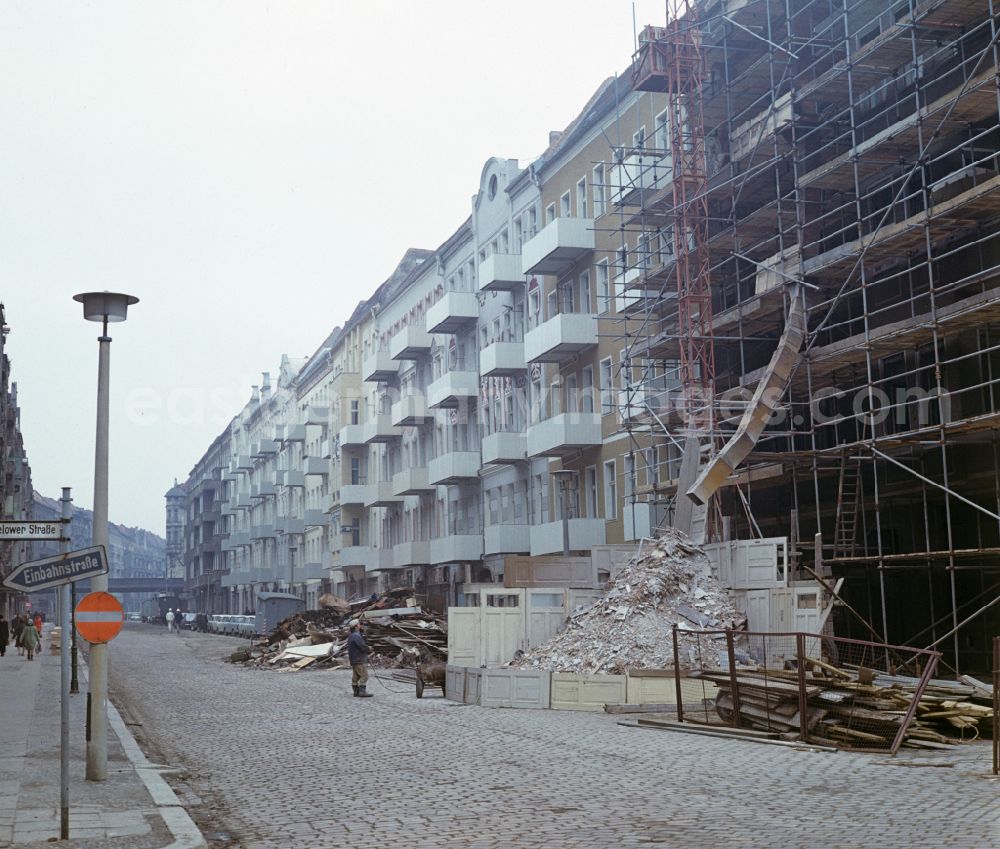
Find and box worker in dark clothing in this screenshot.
[0,613,8,657]
[347,619,373,698]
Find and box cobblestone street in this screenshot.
[108,625,999,849]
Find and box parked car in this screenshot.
[180,612,197,630]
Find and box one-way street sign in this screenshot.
[0,520,66,540]
[1,545,108,593]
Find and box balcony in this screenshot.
[521,217,595,276]
[236,492,252,509]
[282,469,305,488]
[479,340,525,377]
[300,554,332,581]
[363,349,399,383]
[390,324,432,361]
[340,483,372,506]
[391,394,431,427]
[524,312,597,363]
[250,482,276,499]
[612,152,672,207]
[250,524,276,540]
[484,524,531,555]
[427,291,478,333]
[392,467,435,496]
[428,451,480,485]
[236,455,253,471]
[731,91,793,164]
[529,518,606,556]
[304,405,329,426]
[478,253,524,291]
[258,439,279,456]
[527,413,602,458]
[339,545,379,571]
[282,424,306,443]
[303,508,327,527]
[393,540,431,568]
[304,457,329,476]
[365,480,403,507]
[281,517,305,535]
[427,369,479,409]
[339,423,367,447]
[481,430,527,465]
[363,414,402,444]
[431,534,484,564]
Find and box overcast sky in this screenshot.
[1,0,667,536]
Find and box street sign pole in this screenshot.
[59,488,72,841]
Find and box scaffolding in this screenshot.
[606,0,1000,674]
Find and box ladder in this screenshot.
[833,454,861,558]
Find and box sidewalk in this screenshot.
[0,626,205,848]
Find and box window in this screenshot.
[560,191,571,217]
[593,163,606,216]
[576,178,586,217]
[566,374,578,414]
[596,260,610,313]
[603,460,617,519]
[582,366,594,413]
[545,202,556,224]
[600,358,613,414]
[579,270,591,313]
[350,399,360,425]
[633,126,646,151]
[655,110,669,151]
[585,466,598,518]
[624,453,635,498]
[514,218,523,251]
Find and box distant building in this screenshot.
[164,479,188,581]
[0,304,34,619]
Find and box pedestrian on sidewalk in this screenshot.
[0,613,8,657]
[21,617,39,661]
[165,608,175,632]
[347,619,373,698]
[33,612,42,638]
[12,614,25,656]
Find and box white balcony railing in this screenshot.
[478,253,524,291]
[524,312,597,363]
[430,534,484,564]
[529,518,606,556]
[481,430,527,465]
[427,369,479,409]
[364,480,403,507]
[428,451,480,485]
[391,467,435,496]
[363,414,402,444]
[393,540,431,567]
[479,340,525,377]
[391,394,431,427]
[363,349,399,383]
[484,524,531,555]
[427,291,478,333]
[390,324,433,361]
[527,413,602,458]
[521,217,595,276]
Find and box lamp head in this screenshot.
[73,291,139,323]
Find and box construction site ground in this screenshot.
[105,625,999,849]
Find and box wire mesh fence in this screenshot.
[672,625,941,754]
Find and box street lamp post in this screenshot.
[551,470,577,556]
[73,291,138,782]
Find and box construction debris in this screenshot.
[234,587,448,672]
[514,529,745,674]
[696,664,995,751]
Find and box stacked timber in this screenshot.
[695,663,994,751]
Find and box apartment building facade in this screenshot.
[0,305,34,619]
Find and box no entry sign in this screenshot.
[75,592,125,644]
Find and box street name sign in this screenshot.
[0,520,66,540]
[1,545,108,593]
[75,592,124,644]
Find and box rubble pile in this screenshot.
[514,529,745,674]
[233,587,448,672]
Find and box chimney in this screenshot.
[549,130,563,146]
